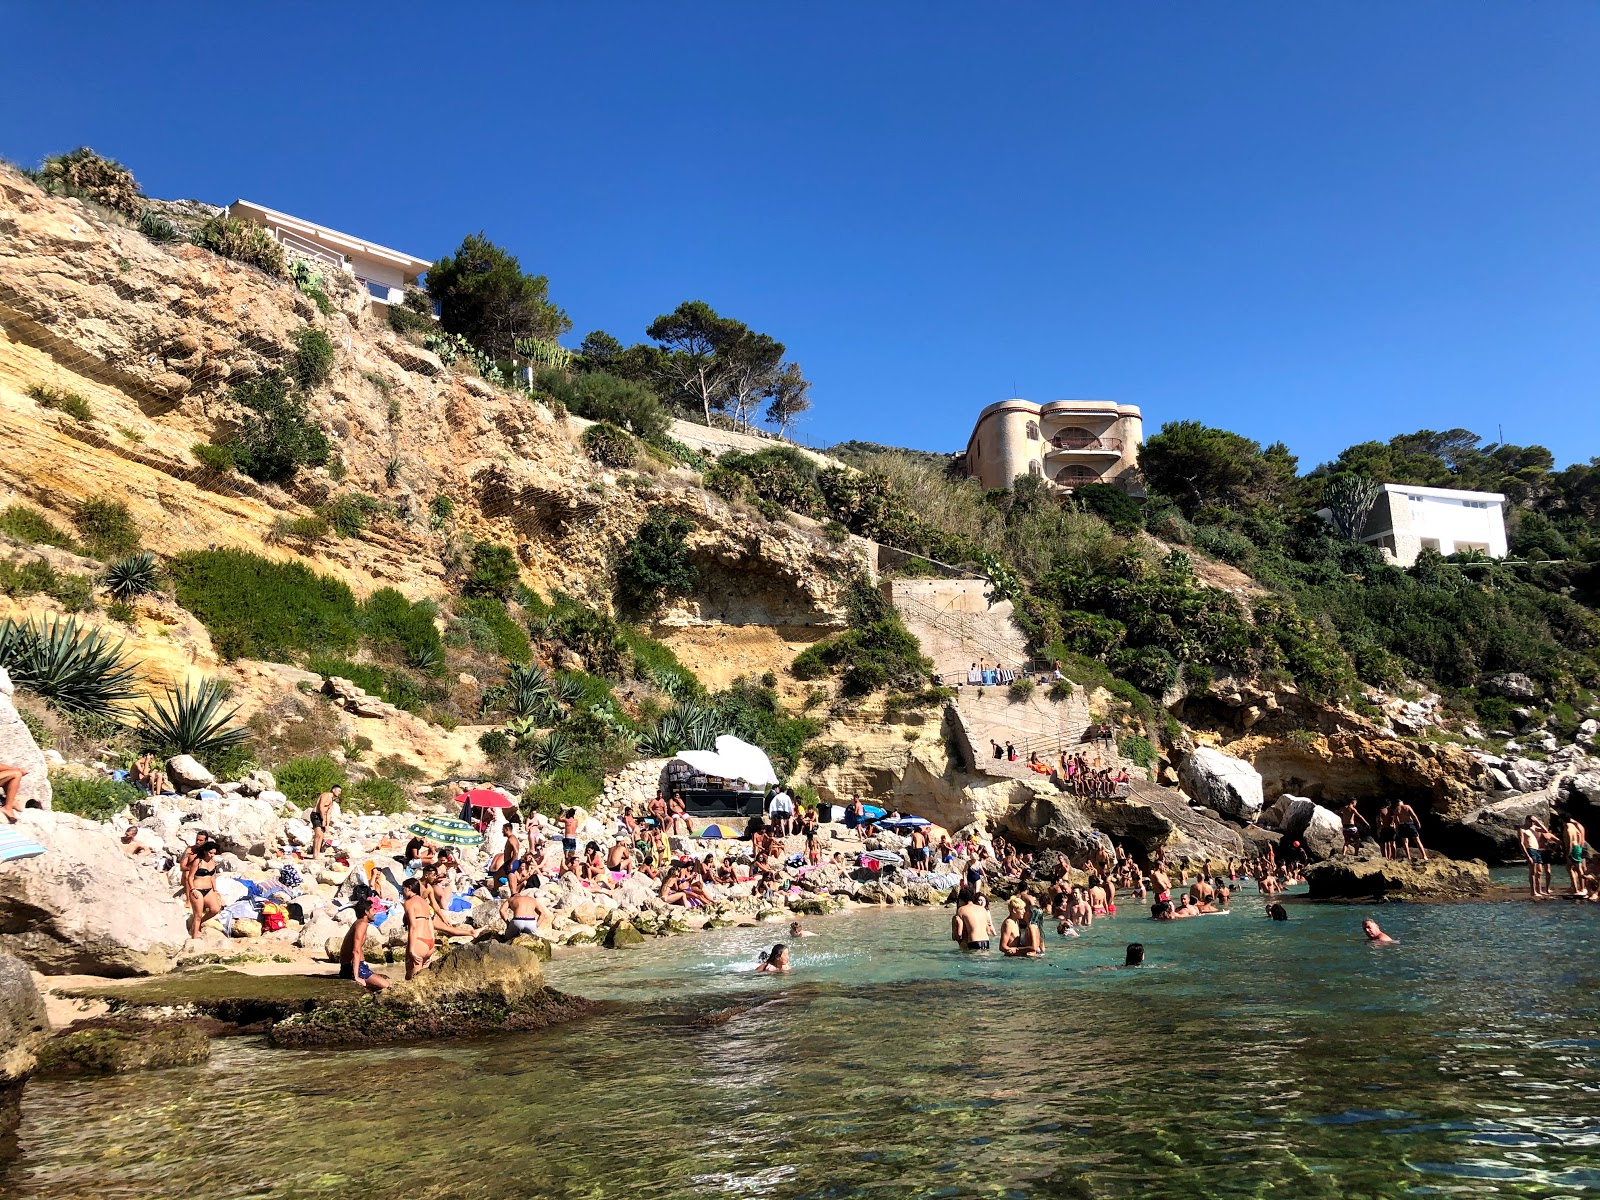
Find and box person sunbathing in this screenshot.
[0,763,27,823]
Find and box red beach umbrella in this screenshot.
[455,788,515,810]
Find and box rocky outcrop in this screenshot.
[1278,796,1344,861]
[0,809,189,975]
[1304,855,1491,901]
[270,942,591,1047]
[164,754,214,792]
[1082,782,1246,861]
[1178,747,1264,821]
[1441,789,1555,862]
[0,949,48,1086]
[0,667,49,810]
[1226,730,1485,818]
[36,1018,210,1076]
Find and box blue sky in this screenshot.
[4,2,1598,467]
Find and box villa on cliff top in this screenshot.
[1332,483,1508,567]
[225,199,432,310]
[958,398,1144,493]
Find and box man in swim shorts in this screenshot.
[339,898,390,991]
[310,784,340,859]
[1339,801,1370,857]
[500,886,549,940]
[1563,815,1589,896]
[952,887,994,951]
[1520,816,1550,898]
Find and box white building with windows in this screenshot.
[225,199,432,310]
[1348,483,1508,566]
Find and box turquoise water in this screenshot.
[6,880,1600,1199]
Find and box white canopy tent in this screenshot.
[673,735,779,789]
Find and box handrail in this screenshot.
[1048,436,1122,452]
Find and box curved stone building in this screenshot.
[960,399,1144,492]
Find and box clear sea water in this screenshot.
[6,875,1599,1199]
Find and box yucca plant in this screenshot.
[529,731,575,775]
[0,616,142,721]
[135,677,249,759]
[104,551,158,601]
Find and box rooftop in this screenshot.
[226,199,433,275]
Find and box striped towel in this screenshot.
[0,825,45,864]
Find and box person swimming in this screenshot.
[1362,918,1395,944]
[1123,943,1145,967]
[757,943,790,972]
[1266,902,1289,921]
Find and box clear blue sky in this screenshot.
[5,2,1599,467]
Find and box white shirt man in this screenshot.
[767,789,796,835]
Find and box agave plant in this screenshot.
[637,717,686,758]
[0,616,142,721]
[104,551,158,601]
[135,677,249,758]
[647,663,696,701]
[408,644,440,673]
[529,731,575,775]
[551,672,587,708]
[672,700,721,751]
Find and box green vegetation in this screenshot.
[192,215,286,276]
[72,496,140,559]
[32,148,142,217]
[136,209,179,243]
[428,494,455,530]
[135,677,250,758]
[1118,733,1157,770]
[202,369,330,484]
[426,233,570,358]
[463,542,520,599]
[170,549,360,661]
[290,326,336,390]
[581,422,636,468]
[49,773,143,821]
[0,559,95,611]
[289,261,334,316]
[791,578,932,696]
[273,755,345,806]
[615,508,698,617]
[344,776,410,816]
[450,596,531,663]
[104,551,158,601]
[267,514,331,546]
[0,616,141,721]
[28,383,93,423]
[319,493,385,539]
[536,369,670,443]
[0,505,78,551]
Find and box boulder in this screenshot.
[1177,747,1264,821]
[165,755,215,792]
[1081,782,1246,861]
[230,918,262,939]
[0,949,49,1086]
[387,940,546,1007]
[1443,789,1554,862]
[0,810,189,975]
[0,668,50,810]
[1279,797,1344,861]
[1304,855,1491,901]
[1483,673,1540,701]
[605,921,646,949]
[36,1019,210,1076]
[235,769,276,797]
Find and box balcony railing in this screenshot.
[1048,435,1122,453]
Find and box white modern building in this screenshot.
[1347,483,1508,566]
[959,399,1144,493]
[225,199,432,310]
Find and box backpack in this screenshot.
[259,902,288,932]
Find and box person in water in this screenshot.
[1361,918,1395,944]
[757,944,790,973]
[789,921,817,939]
[952,887,994,951]
[1123,943,1145,967]
[1266,902,1289,921]
[999,896,1042,957]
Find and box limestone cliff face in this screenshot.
[1224,730,1485,818]
[0,171,855,635]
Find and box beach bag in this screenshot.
[259,902,288,932]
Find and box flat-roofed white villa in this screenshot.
[960,398,1144,493]
[1346,483,1508,566]
[225,199,432,310]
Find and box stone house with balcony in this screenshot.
[225,199,432,312]
[958,399,1144,493]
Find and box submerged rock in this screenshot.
[1304,855,1491,901]
[36,1018,210,1076]
[0,949,49,1087]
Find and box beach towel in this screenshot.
[0,826,45,864]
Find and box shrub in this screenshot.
[137,209,180,243]
[273,755,346,807]
[51,573,96,614]
[289,260,333,316]
[464,542,520,599]
[388,303,433,335]
[616,508,698,617]
[789,581,932,697]
[192,215,286,276]
[360,588,443,666]
[581,422,637,468]
[428,494,455,531]
[455,596,531,663]
[478,729,512,757]
[104,552,158,601]
[823,520,850,544]
[536,369,670,443]
[1007,677,1035,701]
[35,148,142,217]
[319,493,384,539]
[170,549,360,661]
[0,505,78,551]
[1118,733,1157,769]
[1047,679,1074,702]
[268,514,331,545]
[28,383,93,423]
[222,370,330,484]
[0,616,142,720]
[73,496,140,559]
[345,776,410,816]
[521,767,602,818]
[191,442,238,473]
[49,773,143,822]
[135,677,250,759]
[290,326,335,391]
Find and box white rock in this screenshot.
[0,667,51,810]
[166,755,215,791]
[1177,747,1264,821]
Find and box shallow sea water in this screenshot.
[6,878,1599,1199]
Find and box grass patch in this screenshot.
[72,496,140,559]
[0,505,79,552]
[171,549,361,661]
[49,773,142,822]
[28,384,92,422]
[452,596,531,664]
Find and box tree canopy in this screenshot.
[427,234,571,358]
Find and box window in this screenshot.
[1025,420,1039,440]
[1028,460,1042,477]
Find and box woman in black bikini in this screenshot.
[184,842,224,937]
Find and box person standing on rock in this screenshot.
[1393,801,1428,865]
[1562,815,1589,896]
[183,841,224,938]
[0,763,28,823]
[1339,801,1371,857]
[1376,802,1398,860]
[1520,817,1552,899]
[339,898,390,992]
[310,785,341,859]
[767,787,795,838]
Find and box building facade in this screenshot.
[960,399,1144,493]
[1349,483,1508,566]
[226,199,432,309]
